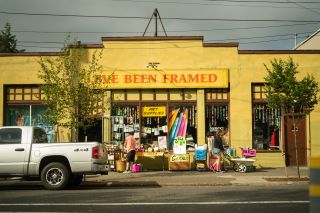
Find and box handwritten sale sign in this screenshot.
[173,137,187,154]
[169,154,190,162]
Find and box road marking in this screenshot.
[0,201,309,206]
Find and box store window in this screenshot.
[111,104,140,146]
[141,105,167,151]
[111,89,198,151]
[205,88,229,146]
[252,84,281,150]
[168,104,197,151]
[4,85,54,142]
[205,105,229,132]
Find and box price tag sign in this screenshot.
[173,137,186,154]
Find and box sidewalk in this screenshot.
[84,167,309,187]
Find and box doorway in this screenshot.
[284,114,306,166]
[79,118,102,142]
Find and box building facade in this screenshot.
[1,36,320,168]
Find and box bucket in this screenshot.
[115,160,126,172]
[131,164,142,173]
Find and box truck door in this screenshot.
[0,128,27,175]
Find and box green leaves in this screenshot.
[38,37,105,141]
[264,57,319,114]
[0,22,23,53]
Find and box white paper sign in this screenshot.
[158,136,167,150]
[173,137,186,154]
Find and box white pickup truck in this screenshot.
[0,126,108,190]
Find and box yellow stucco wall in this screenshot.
[1,37,320,166]
[0,55,43,126]
[101,39,204,71]
[237,53,320,159]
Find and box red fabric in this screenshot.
[270,130,279,146]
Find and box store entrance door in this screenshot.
[79,118,102,142]
[284,114,307,166]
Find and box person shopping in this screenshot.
[123,132,136,173]
[212,129,225,173]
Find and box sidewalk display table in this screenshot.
[135,152,165,171]
[168,154,191,171]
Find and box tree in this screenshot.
[0,22,23,53]
[38,38,107,142]
[264,57,319,178]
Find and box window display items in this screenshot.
[206,105,228,134]
[111,105,140,147]
[169,108,189,149]
[141,106,167,151]
[252,104,281,150]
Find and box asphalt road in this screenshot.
[0,180,309,213]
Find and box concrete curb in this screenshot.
[83,176,309,187]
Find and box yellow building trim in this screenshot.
[197,89,205,146]
[310,185,320,196]
[311,157,320,168]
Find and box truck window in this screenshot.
[33,128,49,144]
[0,128,22,144]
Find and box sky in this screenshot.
[1,0,320,52]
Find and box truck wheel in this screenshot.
[233,163,238,172]
[41,162,70,190]
[68,175,83,188]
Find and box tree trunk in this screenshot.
[281,107,288,177]
[291,107,301,179]
[308,114,311,166]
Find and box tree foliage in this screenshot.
[264,57,319,178]
[0,22,23,53]
[264,57,319,114]
[38,38,106,142]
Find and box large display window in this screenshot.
[252,103,281,150]
[111,104,140,145]
[4,85,55,142]
[141,105,167,151]
[251,84,281,150]
[205,105,229,133]
[168,104,197,151]
[111,89,198,152]
[5,105,55,142]
[205,88,230,146]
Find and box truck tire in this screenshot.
[68,174,83,188]
[41,162,70,190]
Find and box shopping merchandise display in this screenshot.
[194,144,207,171]
[224,147,256,173]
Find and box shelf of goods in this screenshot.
[105,144,122,171]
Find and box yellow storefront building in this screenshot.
[0,36,319,170]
